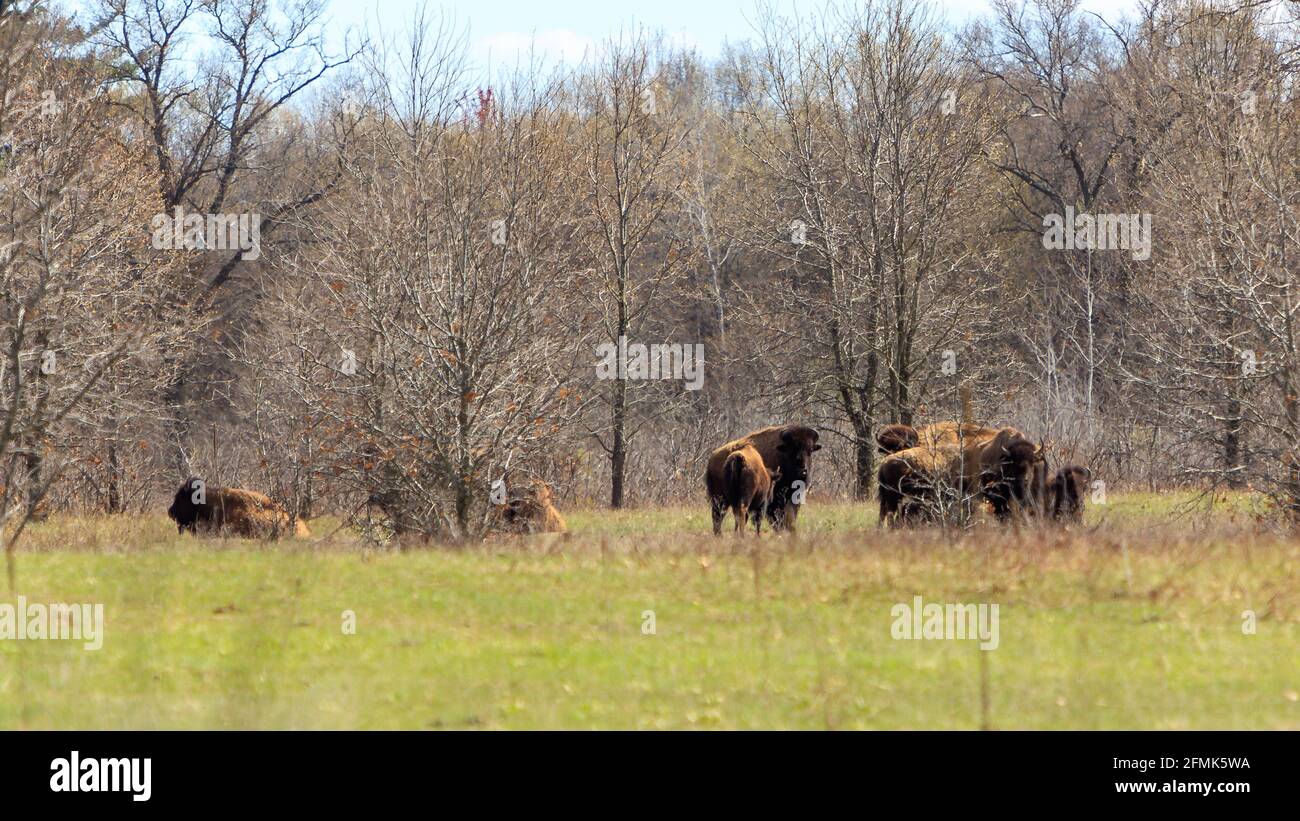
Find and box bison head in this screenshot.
[168,477,205,534]
[774,425,821,485]
[1051,465,1091,522]
[876,424,919,455]
[980,430,1047,519]
[501,481,559,532]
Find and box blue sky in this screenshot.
[324,0,1141,69]
[60,0,1143,87]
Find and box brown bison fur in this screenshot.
[875,422,996,525]
[705,424,821,533]
[877,443,965,527]
[916,421,1000,450]
[876,424,919,455]
[1050,465,1090,523]
[913,422,1044,518]
[877,426,1047,525]
[168,478,310,539]
[975,428,1049,521]
[501,481,567,534]
[718,445,780,534]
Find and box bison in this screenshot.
[876,421,1001,454]
[705,424,821,534]
[976,428,1049,521]
[876,425,1047,525]
[168,478,310,539]
[1049,465,1090,523]
[500,480,567,534]
[876,424,919,455]
[916,420,1000,450]
[878,445,948,526]
[718,445,780,534]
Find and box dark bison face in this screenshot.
[774,426,822,487]
[1004,439,1047,510]
[501,483,554,529]
[501,496,531,526]
[168,477,205,534]
[876,424,918,455]
[983,434,1047,518]
[1051,465,1090,521]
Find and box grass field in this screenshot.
[1,490,1297,729]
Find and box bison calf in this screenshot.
[168,478,310,539]
[1050,465,1091,523]
[716,445,778,535]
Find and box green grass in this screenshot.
[1,491,1297,729]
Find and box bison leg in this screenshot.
[783,503,799,534]
[733,502,748,534]
[879,483,902,528]
[711,496,726,536]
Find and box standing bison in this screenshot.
[876,421,1000,454]
[1049,465,1091,523]
[877,444,952,526]
[706,424,821,534]
[168,478,310,539]
[717,445,779,534]
[977,428,1049,521]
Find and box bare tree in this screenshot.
[729,0,1004,498]
[0,1,184,569]
[573,31,694,508]
[93,0,360,474]
[256,11,589,540]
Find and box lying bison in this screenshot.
[500,480,568,534]
[168,478,310,538]
[706,424,821,534]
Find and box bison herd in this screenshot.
[164,420,1089,540]
[705,421,1090,534]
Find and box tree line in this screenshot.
[2,0,1298,543]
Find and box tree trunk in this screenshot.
[1224,398,1243,489]
[106,440,122,514]
[610,377,627,508]
[854,434,874,501]
[23,449,44,520]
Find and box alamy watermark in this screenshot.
[151,207,262,261]
[50,751,150,801]
[596,335,705,391]
[0,597,103,650]
[1042,206,1152,261]
[891,595,999,651]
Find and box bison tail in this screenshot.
[723,451,746,496]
